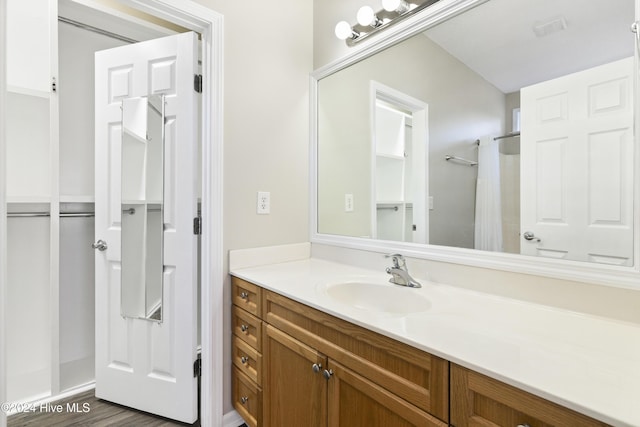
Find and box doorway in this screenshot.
[0,1,223,426]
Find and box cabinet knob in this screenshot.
[240,396,249,404]
[240,291,249,300]
[240,324,249,332]
[516,424,531,427]
[312,363,322,373]
[241,356,248,364]
[322,369,333,380]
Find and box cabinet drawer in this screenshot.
[233,336,262,386]
[233,305,262,351]
[232,277,262,317]
[450,364,610,427]
[233,367,261,427]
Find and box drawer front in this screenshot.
[233,336,262,386]
[232,276,262,317]
[450,364,610,427]
[233,305,262,351]
[233,367,261,427]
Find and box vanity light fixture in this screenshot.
[382,0,412,13]
[335,0,441,46]
[335,20,361,41]
[357,6,383,28]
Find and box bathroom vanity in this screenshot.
[230,256,639,427]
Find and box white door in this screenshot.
[520,57,634,266]
[94,31,199,423]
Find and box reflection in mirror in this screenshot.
[121,94,164,321]
[317,0,635,267]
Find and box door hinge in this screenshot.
[194,74,202,93]
[51,77,57,93]
[193,215,202,235]
[193,357,202,378]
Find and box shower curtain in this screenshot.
[474,136,503,251]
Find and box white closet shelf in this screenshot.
[7,196,51,204]
[60,195,95,203]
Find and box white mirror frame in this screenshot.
[310,0,640,290]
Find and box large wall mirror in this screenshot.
[312,0,640,287]
[121,94,165,322]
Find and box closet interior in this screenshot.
[5,0,173,404]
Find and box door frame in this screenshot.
[369,81,429,244]
[120,2,224,426]
[0,1,224,426]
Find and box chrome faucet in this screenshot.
[385,253,422,288]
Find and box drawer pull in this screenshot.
[312,363,322,373]
[322,369,333,380]
[240,396,249,404]
[241,356,249,364]
[240,291,249,300]
[241,324,249,332]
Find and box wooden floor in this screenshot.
[8,390,200,427]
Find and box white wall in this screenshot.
[193,0,313,415]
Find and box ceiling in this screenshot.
[424,0,635,93]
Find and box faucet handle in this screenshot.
[385,253,405,268]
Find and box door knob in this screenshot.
[522,231,540,242]
[92,239,108,251]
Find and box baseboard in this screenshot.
[223,409,245,427]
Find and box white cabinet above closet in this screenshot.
[6,0,55,97]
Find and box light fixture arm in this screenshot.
[336,0,441,46]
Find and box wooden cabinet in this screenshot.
[263,325,327,427]
[450,364,610,427]
[327,359,444,426]
[231,278,264,427]
[232,276,610,427]
[232,276,449,427]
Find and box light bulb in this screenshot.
[382,0,411,13]
[335,21,355,40]
[357,6,377,26]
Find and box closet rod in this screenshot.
[7,212,50,218]
[60,212,95,218]
[58,16,139,44]
[7,212,95,218]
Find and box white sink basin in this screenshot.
[320,279,431,314]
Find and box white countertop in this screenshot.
[231,258,640,427]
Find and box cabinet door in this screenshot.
[327,360,447,427]
[450,364,609,427]
[263,325,327,427]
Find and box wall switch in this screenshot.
[257,191,270,214]
[345,193,354,212]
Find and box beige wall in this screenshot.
[193,0,313,415]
